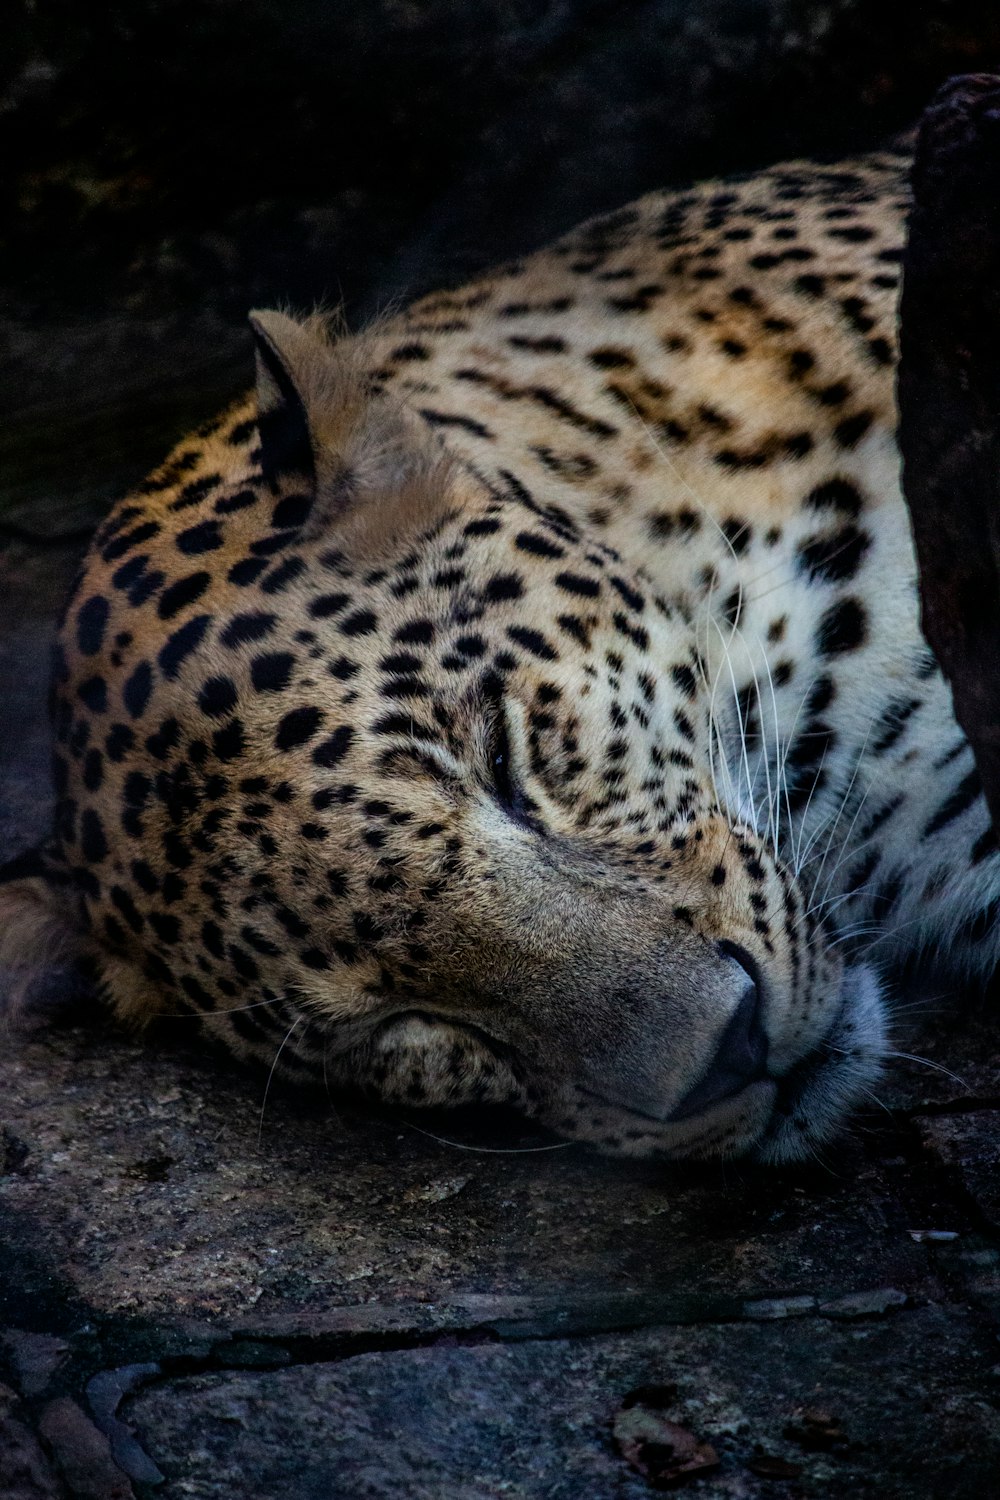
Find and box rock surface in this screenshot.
[126,1309,1000,1499]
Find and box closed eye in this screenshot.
[487,696,517,809]
[480,676,539,827]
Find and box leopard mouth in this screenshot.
[572,962,886,1162]
[751,962,887,1164]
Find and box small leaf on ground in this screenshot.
[613,1387,720,1489]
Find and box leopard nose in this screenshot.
[668,941,769,1121]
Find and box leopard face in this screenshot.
[38,299,890,1165]
[18,148,998,1163]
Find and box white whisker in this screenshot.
[257,1015,305,1146]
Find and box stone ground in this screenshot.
[3,489,1000,1500]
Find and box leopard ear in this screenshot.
[249,309,321,491]
[248,308,470,552]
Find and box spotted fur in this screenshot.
[5,147,993,1161]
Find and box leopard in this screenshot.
[3,143,996,1165]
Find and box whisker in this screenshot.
[880,1050,971,1089]
[398,1119,577,1154]
[257,1015,305,1146]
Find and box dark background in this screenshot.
[4,0,1000,539]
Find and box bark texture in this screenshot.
[899,73,1000,837]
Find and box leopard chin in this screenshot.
[752,962,887,1165]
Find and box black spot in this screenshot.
[804,478,863,518]
[261,557,306,594]
[159,615,212,678]
[198,676,239,718]
[271,494,312,529]
[507,626,558,661]
[872,697,922,755]
[924,768,982,838]
[420,409,493,438]
[309,592,351,620]
[671,664,697,699]
[111,886,144,933]
[328,656,360,680]
[158,572,211,620]
[76,596,109,656]
[555,571,600,598]
[971,826,998,865]
[111,556,150,594]
[589,348,634,369]
[453,635,486,660]
[816,598,867,656]
[228,558,269,587]
[828,224,875,242]
[531,444,598,479]
[220,612,277,650]
[301,948,332,970]
[77,676,108,713]
[251,653,295,692]
[395,620,435,645]
[132,860,159,894]
[101,520,161,562]
[212,719,246,761]
[610,576,644,611]
[508,334,567,354]
[721,518,751,556]
[105,724,135,761]
[82,748,103,791]
[228,419,257,446]
[177,521,223,555]
[807,675,834,714]
[834,412,874,449]
[149,912,181,944]
[341,609,378,637]
[816,381,851,406]
[216,489,258,514]
[797,525,870,583]
[168,473,222,512]
[783,432,814,459]
[557,615,590,647]
[123,662,154,719]
[794,273,826,298]
[123,771,151,806]
[146,717,180,761]
[275,706,324,751]
[392,342,431,361]
[80,808,108,863]
[839,296,875,334]
[715,447,769,472]
[483,574,524,604]
[126,567,166,607]
[250,531,297,558]
[516,531,566,560]
[313,725,354,768]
